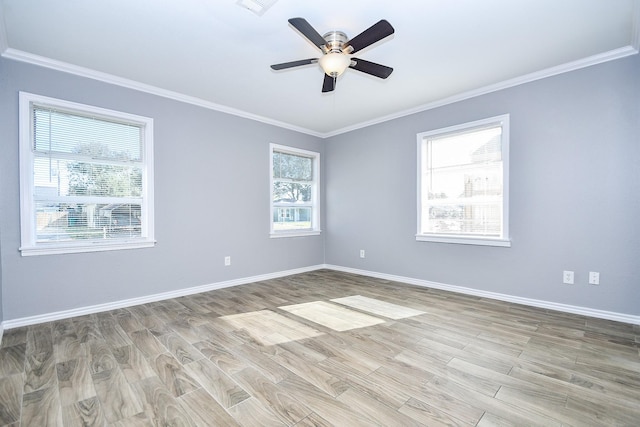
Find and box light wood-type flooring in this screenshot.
[1,269,639,426]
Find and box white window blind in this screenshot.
[417,115,510,246]
[270,144,320,237]
[19,92,155,255]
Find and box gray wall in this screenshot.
[0,58,325,320]
[2,54,639,322]
[325,55,640,315]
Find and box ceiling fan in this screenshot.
[271,18,395,93]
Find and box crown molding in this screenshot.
[2,43,637,140]
[632,0,640,51]
[0,4,8,54]
[323,45,639,138]
[1,48,324,138]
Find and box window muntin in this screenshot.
[270,144,320,237]
[19,92,155,255]
[417,115,510,246]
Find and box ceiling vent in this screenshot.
[236,0,278,16]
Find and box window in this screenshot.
[19,92,155,255]
[270,144,320,237]
[417,115,510,247]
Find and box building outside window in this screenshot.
[417,115,510,247]
[19,92,155,255]
[270,144,320,237]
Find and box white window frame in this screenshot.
[416,114,510,247]
[270,143,321,238]
[19,92,155,256]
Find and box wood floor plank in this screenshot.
[232,343,292,384]
[27,323,53,355]
[331,295,426,319]
[192,340,249,376]
[0,327,28,348]
[112,344,156,383]
[110,412,154,427]
[1,270,638,426]
[129,329,166,359]
[53,319,86,363]
[24,349,57,393]
[225,397,286,427]
[336,387,424,427]
[0,374,23,425]
[271,348,348,397]
[91,367,143,423]
[87,340,118,375]
[22,385,63,426]
[178,388,241,427]
[132,376,196,427]
[277,375,376,427]
[295,412,334,427]
[151,353,201,397]
[398,396,477,427]
[0,344,25,377]
[61,396,108,427]
[73,316,103,344]
[157,332,203,365]
[96,316,132,348]
[56,357,96,406]
[233,366,313,425]
[183,358,250,409]
[280,301,385,331]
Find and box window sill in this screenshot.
[416,234,511,247]
[270,230,321,239]
[20,239,156,256]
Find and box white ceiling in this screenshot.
[1,0,638,137]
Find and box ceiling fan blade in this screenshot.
[288,17,327,50]
[346,20,394,54]
[349,58,393,79]
[322,74,336,93]
[271,58,318,70]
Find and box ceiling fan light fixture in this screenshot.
[319,52,351,77]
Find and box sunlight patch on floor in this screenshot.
[219,309,324,345]
[279,301,386,331]
[331,295,426,319]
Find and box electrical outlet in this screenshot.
[224,256,231,266]
[563,271,574,284]
[588,271,600,285]
[359,249,365,258]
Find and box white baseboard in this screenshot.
[3,263,638,330]
[326,264,640,325]
[2,264,325,330]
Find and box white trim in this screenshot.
[2,264,639,329]
[2,265,326,329]
[18,91,155,256]
[415,235,511,247]
[2,48,325,138]
[326,264,640,326]
[269,230,322,239]
[0,2,8,54]
[269,143,321,237]
[0,322,4,345]
[416,114,510,246]
[632,0,640,51]
[323,46,639,138]
[2,46,636,139]
[20,240,156,256]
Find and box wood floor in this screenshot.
[1,269,639,426]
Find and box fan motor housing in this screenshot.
[322,31,348,53]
